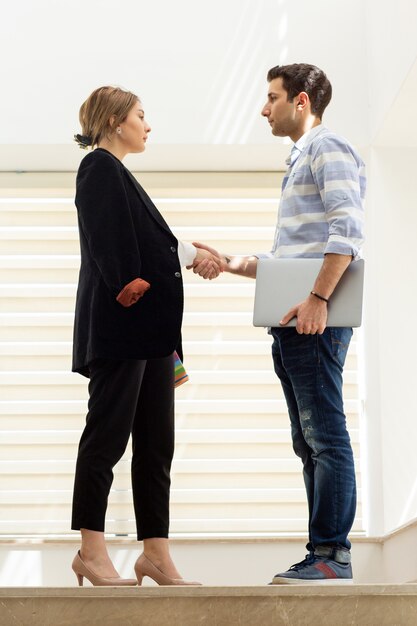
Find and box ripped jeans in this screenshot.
[271,327,356,551]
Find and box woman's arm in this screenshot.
[76,151,147,306]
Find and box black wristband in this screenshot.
[310,290,329,303]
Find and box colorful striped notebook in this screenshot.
[174,351,189,388]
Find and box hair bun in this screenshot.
[74,133,93,149]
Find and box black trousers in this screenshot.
[71,355,175,540]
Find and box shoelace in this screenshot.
[288,553,315,571]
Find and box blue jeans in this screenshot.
[271,327,356,551]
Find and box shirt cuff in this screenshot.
[254,252,274,259]
[177,240,197,267]
[116,278,151,307]
[325,238,360,258]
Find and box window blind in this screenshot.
[0,172,363,537]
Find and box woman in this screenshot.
[71,85,219,586]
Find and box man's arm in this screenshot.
[281,136,365,334]
[280,253,352,334]
[192,242,258,278]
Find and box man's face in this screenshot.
[261,77,299,138]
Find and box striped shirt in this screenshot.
[269,125,365,259]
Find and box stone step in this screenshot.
[0,585,416,626]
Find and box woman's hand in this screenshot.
[187,245,222,279]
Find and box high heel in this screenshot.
[72,551,137,587]
[134,553,201,586]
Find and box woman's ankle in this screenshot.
[80,529,110,562]
[143,539,170,561]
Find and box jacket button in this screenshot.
[175,272,181,278]
[170,246,176,253]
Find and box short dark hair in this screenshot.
[267,63,332,119]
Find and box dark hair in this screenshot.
[267,63,332,119]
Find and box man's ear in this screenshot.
[296,91,309,110]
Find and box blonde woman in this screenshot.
[71,86,218,586]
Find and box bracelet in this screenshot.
[310,290,329,303]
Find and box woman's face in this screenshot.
[118,101,151,153]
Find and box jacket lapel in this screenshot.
[124,169,173,234]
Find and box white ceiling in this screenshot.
[0,0,416,171]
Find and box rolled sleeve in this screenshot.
[312,139,365,258]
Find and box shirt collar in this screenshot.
[285,124,325,168]
[293,123,325,153]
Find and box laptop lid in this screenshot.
[253,258,364,328]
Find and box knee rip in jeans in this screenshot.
[299,408,319,452]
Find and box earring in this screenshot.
[116,127,121,134]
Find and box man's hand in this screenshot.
[280,293,328,334]
[192,242,258,278]
[192,242,230,273]
[186,244,222,280]
[279,253,352,333]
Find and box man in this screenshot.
[193,63,365,583]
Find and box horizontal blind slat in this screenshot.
[0,176,364,537]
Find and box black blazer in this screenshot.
[72,148,183,377]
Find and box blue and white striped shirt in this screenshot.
[270,125,365,259]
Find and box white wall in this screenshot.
[0,0,369,170]
[366,147,417,533]
[363,1,417,534]
[365,0,417,141]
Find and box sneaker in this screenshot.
[270,546,353,584]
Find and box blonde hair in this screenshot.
[74,86,139,149]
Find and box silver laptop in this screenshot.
[253,258,365,328]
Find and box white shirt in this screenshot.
[177,241,197,267]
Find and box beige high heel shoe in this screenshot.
[72,551,137,586]
[134,553,201,586]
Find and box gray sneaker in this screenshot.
[270,546,353,584]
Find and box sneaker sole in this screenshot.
[270,577,353,585]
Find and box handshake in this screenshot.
[186,241,229,280]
